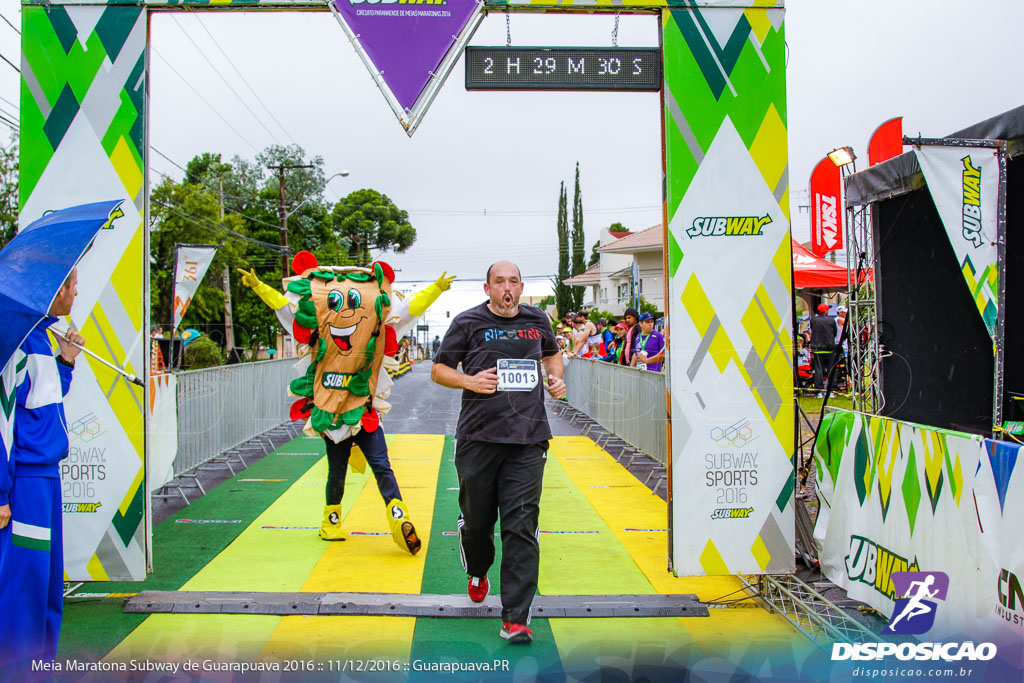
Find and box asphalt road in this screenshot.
[385,360,579,437]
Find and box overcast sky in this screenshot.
[1,0,1022,326]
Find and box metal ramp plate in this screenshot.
[125,591,708,618]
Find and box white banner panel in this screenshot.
[915,145,1000,336]
[146,373,177,493]
[814,410,1023,660]
[974,439,1024,666]
[668,117,794,575]
[663,5,793,576]
[19,4,149,581]
[172,245,219,333]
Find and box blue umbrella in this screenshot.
[0,199,125,377]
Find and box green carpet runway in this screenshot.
[58,432,815,681]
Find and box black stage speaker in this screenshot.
[873,187,994,434]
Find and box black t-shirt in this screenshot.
[434,302,559,444]
[809,313,838,350]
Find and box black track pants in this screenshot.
[454,439,548,625]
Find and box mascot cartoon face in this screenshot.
[287,261,393,434]
[312,277,379,361]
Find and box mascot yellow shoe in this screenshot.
[320,504,346,541]
[386,499,421,555]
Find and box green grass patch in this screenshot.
[797,394,854,414]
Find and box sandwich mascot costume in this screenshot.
[239,251,453,555]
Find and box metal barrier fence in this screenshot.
[564,358,667,464]
[174,358,297,475]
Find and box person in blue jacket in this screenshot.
[0,267,84,671]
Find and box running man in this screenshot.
[887,574,939,631]
[431,260,566,644]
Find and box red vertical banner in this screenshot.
[869,117,904,167]
[810,157,843,256]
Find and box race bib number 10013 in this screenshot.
[496,359,539,392]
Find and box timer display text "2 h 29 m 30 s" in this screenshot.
[465,47,662,91]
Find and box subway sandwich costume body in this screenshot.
[240,251,453,553]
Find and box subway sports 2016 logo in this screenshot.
[687,214,772,238]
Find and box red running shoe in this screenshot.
[467,576,489,603]
[500,621,532,644]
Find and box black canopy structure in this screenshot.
[845,105,1024,434]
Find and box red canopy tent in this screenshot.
[791,239,867,289]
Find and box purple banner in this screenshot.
[331,0,480,112]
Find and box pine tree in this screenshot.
[570,162,585,311]
[554,181,573,317]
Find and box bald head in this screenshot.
[486,260,521,284]
[484,261,524,318]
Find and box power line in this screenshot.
[150,146,188,174]
[152,196,286,253]
[150,165,286,233]
[0,94,17,113]
[151,46,258,152]
[151,145,322,214]
[405,204,660,217]
[0,52,19,74]
[157,193,284,251]
[192,17,298,147]
[152,146,652,224]
[0,10,19,35]
[168,15,282,146]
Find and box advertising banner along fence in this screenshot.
[814,409,1023,664]
[914,145,1000,337]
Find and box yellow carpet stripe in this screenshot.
[549,437,807,659]
[539,445,693,668]
[104,442,380,663]
[261,434,444,660]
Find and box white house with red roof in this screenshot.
[562,224,665,316]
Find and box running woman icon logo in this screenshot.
[885,571,950,635]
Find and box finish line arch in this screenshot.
[16,0,793,580]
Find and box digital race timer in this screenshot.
[465,47,662,92]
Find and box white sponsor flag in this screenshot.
[172,244,220,332]
[915,146,1000,336]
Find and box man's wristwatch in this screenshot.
[56,355,75,368]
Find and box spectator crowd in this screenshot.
[556,307,666,372]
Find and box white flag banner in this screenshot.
[914,145,1000,336]
[172,244,220,332]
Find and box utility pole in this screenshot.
[218,177,235,356]
[268,163,314,275]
